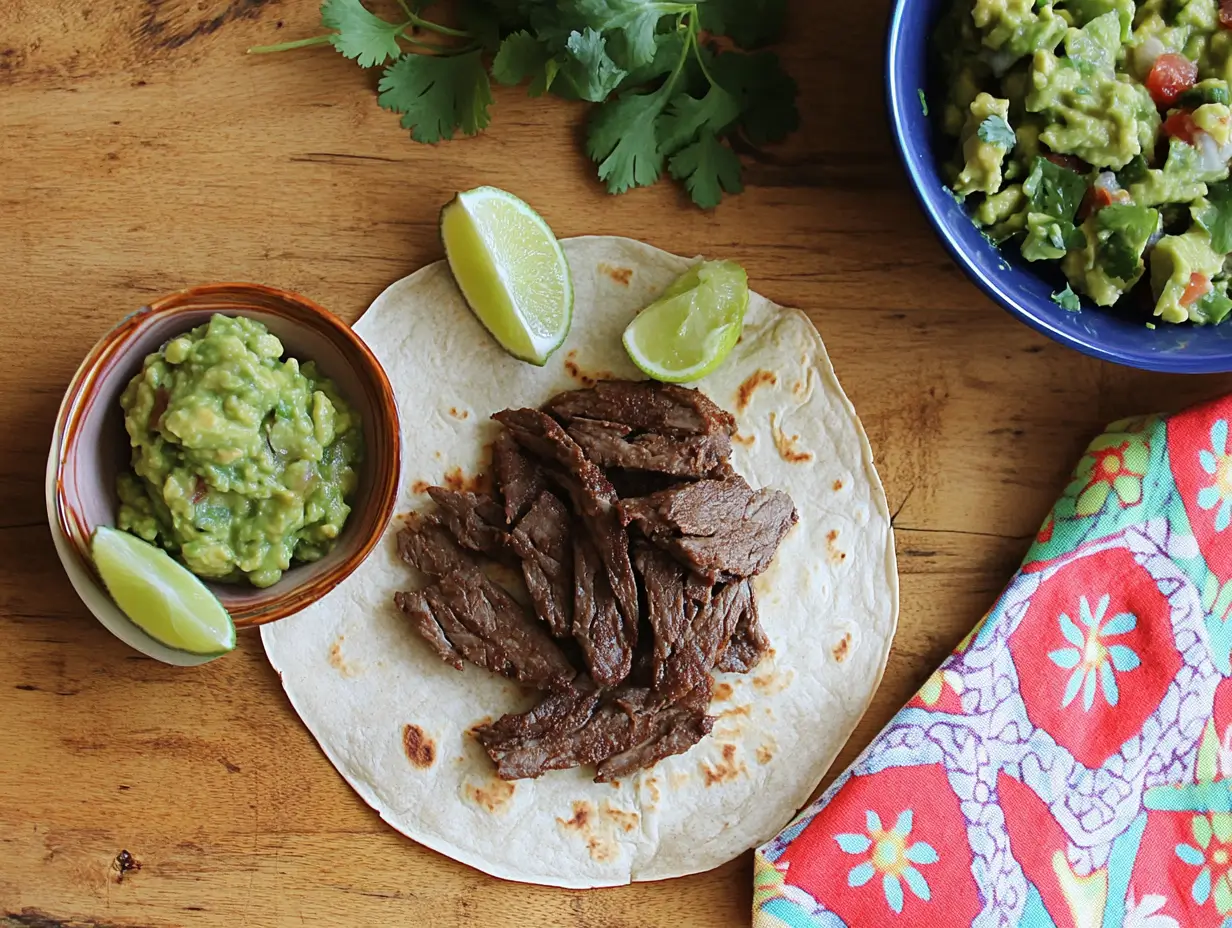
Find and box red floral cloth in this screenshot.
[754,397,1232,927]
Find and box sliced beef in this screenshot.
[596,683,714,782]
[494,431,546,525]
[635,547,748,699]
[716,585,771,673]
[545,380,736,438]
[566,418,732,479]
[394,520,575,689]
[426,487,516,565]
[619,475,798,580]
[492,408,616,508]
[474,677,713,782]
[494,407,640,633]
[573,534,635,686]
[396,518,473,578]
[394,588,464,670]
[509,491,574,638]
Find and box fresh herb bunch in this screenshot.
[250,0,798,208]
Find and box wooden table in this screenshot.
[4,1,1230,925]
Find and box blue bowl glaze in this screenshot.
[886,0,1232,372]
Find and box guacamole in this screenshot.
[937,0,1232,323]
[117,314,362,588]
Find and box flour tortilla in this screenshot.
[261,236,898,888]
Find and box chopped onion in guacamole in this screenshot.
[936,0,1232,324]
[116,314,362,588]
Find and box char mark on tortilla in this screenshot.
[619,475,799,580]
[509,490,575,638]
[394,520,576,689]
[473,676,714,782]
[426,487,517,565]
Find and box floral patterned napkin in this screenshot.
[753,396,1232,927]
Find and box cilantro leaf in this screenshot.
[571,0,681,68]
[1194,181,1232,254]
[1115,154,1149,187]
[668,131,744,208]
[709,50,798,145]
[1051,285,1081,311]
[1094,203,1159,281]
[918,88,929,116]
[977,115,1015,149]
[322,0,405,68]
[1023,156,1086,223]
[697,0,787,49]
[493,30,556,95]
[558,28,628,102]
[587,88,671,193]
[377,51,493,143]
[656,85,741,156]
[618,30,688,88]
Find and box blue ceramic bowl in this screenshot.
[887,0,1232,372]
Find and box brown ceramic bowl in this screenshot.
[50,283,400,630]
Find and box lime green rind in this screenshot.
[622,259,749,383]
[91,526,237,657]
[440,186,573,366]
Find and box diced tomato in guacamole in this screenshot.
[937,0,1232,324]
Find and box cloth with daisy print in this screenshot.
[754,396,1232,927]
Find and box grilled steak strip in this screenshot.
[396,518,473,578]
[619,475,798,580]
[426,487,517,565]
[566,418,732,479]
[494,408,640,644]
[394,520,575,688]
[474,677,714,782]
[595,682,714,782]
[509,491,574,638]
[545,380,736,438]
[635,546,750,699]
[716,585,771,673]
[573,534,634,686]
[494,431,546,525]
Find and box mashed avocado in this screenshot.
[117,314,362,588]
[938,0,1232,323]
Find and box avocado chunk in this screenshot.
[1150,227,1227,322]
[955,93,1016,196]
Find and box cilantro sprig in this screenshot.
[249,0,798,208]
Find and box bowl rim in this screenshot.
[884,1,1232,374]
[50,281,402,632]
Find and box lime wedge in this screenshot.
[440,187,573,365]
[91,526,236,656]
[622,260,750,383]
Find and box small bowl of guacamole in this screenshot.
[49,284,401,637]
[888,0,1232,370]
[116,313,364,589]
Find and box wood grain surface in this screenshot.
[3,1,1231,925]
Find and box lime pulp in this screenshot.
[622,260,750,383]
[439,186,573,366]
[91,526,237,656]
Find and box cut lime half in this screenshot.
[440,187,573,365]
[622,260,750,383]
[91,526,236,657]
